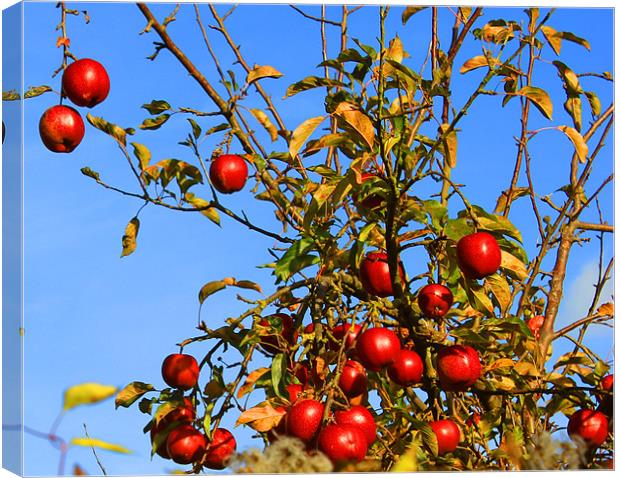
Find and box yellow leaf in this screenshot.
[289,116,325,159]
[334,102,375,148]
[500,250,528,280]
[558,126,588,163]
[386,36,404,63]
[541,26,561,55]
[246,65,283,85]
[391,443,419,471]
[485,274,511,315]
[460,55,489,74]
[250,108,279,142]
[235,403,286,432]
[597,302,614,316]
[517,86,553,120]
[70,437,131,454]
[439,124,457,168]
[490,376,516,391]
[63,383,118,411]
[120,217,140,258]
[484,358,515,373]
[237,368,270,398]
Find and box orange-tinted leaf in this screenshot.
[597,302,614,316]
[237,368,270,398]
[56,37,71,48]
[235,403,286,432]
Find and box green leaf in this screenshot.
[402,6,427,25]
[558,126,588,163]
[70,437,131,454]
[188,118,202,139]
[140,113,171,131]
[115,382,154,409]
[271,353,287,399]
[2,90,20,101]
[494,187,529,215]
[250,108,279,142]
[80,167,101,182]
[516,86,553,120]
[86,113,128,145]
[121,217,140,258]
[275,238,314,282]
[24,85,52,99]
[198,280,228,304]
[464,281,495,316]
[142,100,171,115]
[247,65,283,85]
[444,217,474,242]
[289,116,325,159]
[285,76,347,98]
[131,143,151,170]
[63,383,118,411]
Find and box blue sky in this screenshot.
[1,2,615,475]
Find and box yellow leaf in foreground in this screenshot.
[70,437,131,454]
[63,383,118,411]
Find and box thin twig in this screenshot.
[83,424,107,475]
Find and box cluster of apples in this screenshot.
[150,353,237,468]
[39,58,110,153]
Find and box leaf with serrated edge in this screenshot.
[235,403,286,432]
[558,126,588,163]
[70,437,131,454]
[115,382,154,409]
[121,217,140,258]
[63,383,118,411]
[289,116,325,159]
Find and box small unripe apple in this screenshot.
[162,353,200,390]
[204,428,237,470]
[338,360,367,398]
[355,327,401,371]
[359,251,406,297]
[430,419,460,455]
[418,284,454,318]
[334,406,376,446]
[387,349,424,386]
[286,399,324,442]
[456,232,502,279]
[62,58,110,108]
[317,423,368,464]
[526,315,545,339]
[437,345,481,391]
[165,424,206,465]
[258,313,297,355]
[567,409,609,448]
[209,154,248,194]
[39,105,85,153]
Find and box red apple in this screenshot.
[418,284,454,318]
[356,327,401,371]
[150,398,196,459]
[334,406,376,446]
[318,423,368,464]
[567,409,608,448]
[162,354,199,391]
[165,424,206,465]
[258,313,297,355]
[359,251,406,297]
[331,323,362,351]
[387,349,424,386]
[526,315,545,339]
[465,412,481,427]
[430,419,460,455]
[339,360,368,398]
[286,383,304,403]
[601,374,614,392]
[286,399,324,442]
[209,154,248,194]
[456,232,502,279]
[204,428,237,470]
[39,105,85,153]
[437,345,481,391]
[62,58,110,108]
